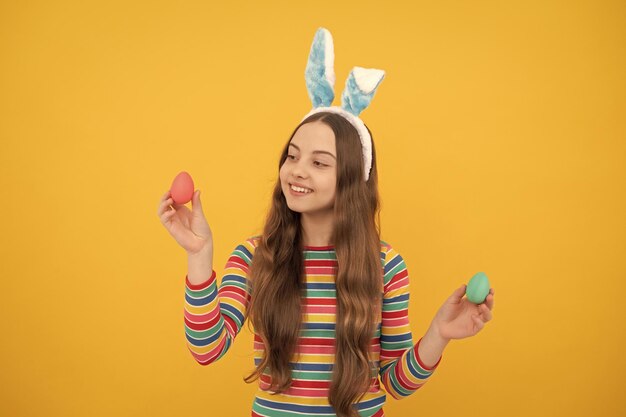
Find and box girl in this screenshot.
[157,28,494,417]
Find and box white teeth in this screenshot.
[290,184,313,193]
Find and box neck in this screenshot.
[300,211,334,247]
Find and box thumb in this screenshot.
[449,284,467,303]
[191,190,202,211]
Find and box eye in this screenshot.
[286,154,296,160]
[313,161,328,167]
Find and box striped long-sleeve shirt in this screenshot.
[184,236,442,417]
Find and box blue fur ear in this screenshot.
[341,66,385,117]
[304,28,335,108]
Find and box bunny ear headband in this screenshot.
[301,27,385,181]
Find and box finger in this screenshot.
[485,292,495,310]
[168,195,187,210]
[473,314,485,331]
[160,190,171,204]
[161,207,176,223]
[157,196,168,215]
[191,190,202,212]
[449,284,467,303]
[157,193,167,213]
[158,197,175,216]
[158,189,172,208]
[449,287,464,304]
[480,304,493,321]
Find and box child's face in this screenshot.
[279,121,337,217]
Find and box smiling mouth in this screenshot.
[289,183,313,194]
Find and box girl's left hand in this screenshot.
[431,285,495,341]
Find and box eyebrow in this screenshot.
[288,143,336,160]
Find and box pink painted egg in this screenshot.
[170,171,195,204]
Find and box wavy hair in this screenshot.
[243,111,382,417]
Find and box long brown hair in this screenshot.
[243,111,382,417]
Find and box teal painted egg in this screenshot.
[466,272,490,304]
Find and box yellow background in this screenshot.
[1,0,624,416]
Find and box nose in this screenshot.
[290,158,309,179]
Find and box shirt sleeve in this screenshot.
[378,243,442,399]
[183,237,256,365]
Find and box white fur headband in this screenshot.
[301,27,385,181]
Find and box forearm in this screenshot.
[184,240,254,365]
[417,325,450,369]
[187,246,214,285]
[379,324,445,399]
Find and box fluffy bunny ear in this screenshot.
[340,66,385,117]
[304,27,336,108]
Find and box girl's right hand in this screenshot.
[157,189,213,254]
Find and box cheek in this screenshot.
[329,184,337,198]
[324,178,337,196]
[326,172,337,193]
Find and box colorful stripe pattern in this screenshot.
[184,236,442,416]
